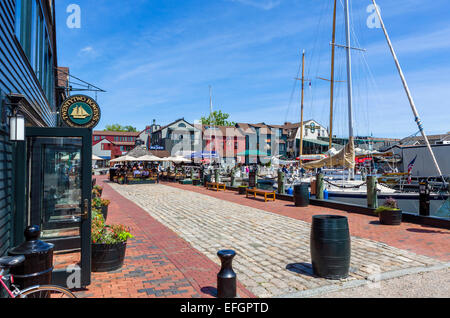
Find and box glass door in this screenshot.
[26,128,92,288]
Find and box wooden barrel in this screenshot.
[92,243,127,272]
[294,183,309,207]
[310,215,351,280]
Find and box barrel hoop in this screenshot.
[12,266,54,279]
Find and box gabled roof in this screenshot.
[152,118,194,133]
[202,125,244,138]
[111,141,135,146]
[93,138,112,147]
[93,131,140,137]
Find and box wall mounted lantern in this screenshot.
[7,93,26,142]
[9,112,25,141]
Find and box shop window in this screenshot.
[16,1,54,107]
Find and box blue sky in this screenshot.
[55,0,450,138]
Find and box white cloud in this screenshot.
[79,46,94,55]
[230,0,282,10]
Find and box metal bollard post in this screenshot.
[217,250,237,298]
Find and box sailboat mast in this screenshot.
[371,0,443,178]
[344,0,354,140]
[299,50,305,167]
[209,85,214,167]
[329,0,337,150]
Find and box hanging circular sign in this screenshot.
[60,95,101,129]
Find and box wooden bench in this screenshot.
[246,188,276,202]
[206,182,226,192]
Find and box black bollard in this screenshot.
[217,250,237,298]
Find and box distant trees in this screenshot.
[201,110,235,127]
[104,124,137,132]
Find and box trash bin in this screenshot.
[310,215,351,280]
[294,183,310,207]
[109,168,117,182]
[203,174,212,187]
[8,226,54,290]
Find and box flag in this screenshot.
[407,155,417,184]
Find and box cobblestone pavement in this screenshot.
[56,177,254,298]
[167,182,450,262]
[110,183,447,298]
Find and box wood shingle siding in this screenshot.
[0,0,57,256]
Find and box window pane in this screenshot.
[30,0,37,69]
[15,0,22,40]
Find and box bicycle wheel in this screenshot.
[18,285,76,298]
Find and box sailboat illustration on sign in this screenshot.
[70,105,90,119]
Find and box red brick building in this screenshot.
[92,131,141,160]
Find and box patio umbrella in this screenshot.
[92,154,104,161]
[170,156,191,163]
[136,155,162,162]
[110,155,137,163]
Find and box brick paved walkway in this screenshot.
[165,182,450,262]
[112,182,448,298]
[59,177,254,298]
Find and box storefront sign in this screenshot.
[150,145,165,150]
[60,95,101,129]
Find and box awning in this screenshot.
[92,155,105,161]
[302,139,333,147]
[237,150,269,157]
[189,151,219,159]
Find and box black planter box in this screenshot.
[238,187,248,195]
[92,242,127,272]
[379,209,402,226]
[101,205,109,221]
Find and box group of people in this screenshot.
[113,163,160,183]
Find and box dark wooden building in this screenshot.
[0,0,58,256]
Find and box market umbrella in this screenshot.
[170,156,191,163]
[136,155,162,162]
[110,155,137,163]
[92,154,104,161]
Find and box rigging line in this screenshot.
[285,56,303,123]
[306,0,332,121]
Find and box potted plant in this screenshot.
[92,188,101,198]
[238,185,248,195]
[93,185,103,196]
[91,211,133,272]
[101,199,110,221]
[375,197,402,225]
[118,176,124,184]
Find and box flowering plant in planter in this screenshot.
[92,197,102,209]
[101,199,110,207]
[93,185,103,194]
[91,211,133,244]
[375,197,400,214]
[92,188,101,198]
[375,197,402,225]
[91,211,133,272]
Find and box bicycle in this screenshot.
[0,255,76,298]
